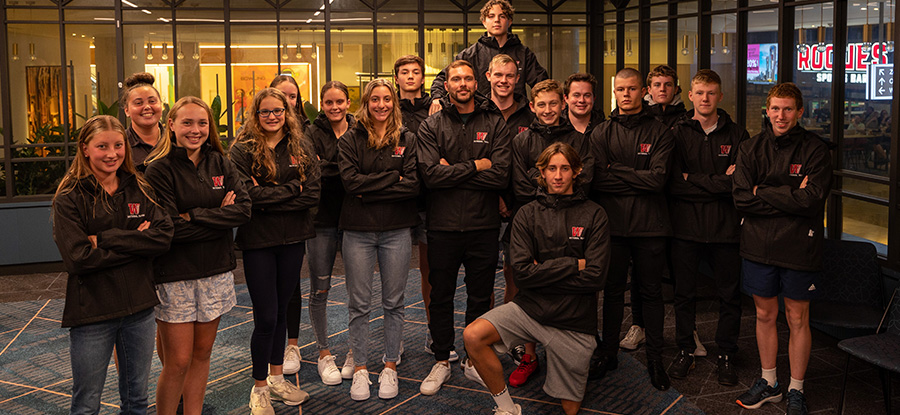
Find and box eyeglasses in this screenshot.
[257,108,286,118]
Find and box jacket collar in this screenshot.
[678,108,734,134]
[528,116,575,140]
[536,186,587,209]
[477,32,523,50]
[399,92,432,112]
[609,104,654,128]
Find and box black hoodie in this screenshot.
[510,188,609,335]
[308,113,354,228]
[501,93,536,137]
[399,93,433,135]
[561,108,606,137]
[338,123,420,232]
[144,144,252,283]
[590,106,674,237]
[512,117,593,207]
[416,95,511,231]
[647,101,687,129]
[52,171,174,327]
[430,33,548,102]
[733,125,832,271]
[668,109,748,243]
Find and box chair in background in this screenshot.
[837,287,900,415]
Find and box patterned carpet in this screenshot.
[0,268,704,414]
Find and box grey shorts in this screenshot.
[479,302,595,402]
[155,271,236,323]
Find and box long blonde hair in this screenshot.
[354,78,403,150]
[53,115,156,209]
[234,87,310,183]
[144,96,223,165]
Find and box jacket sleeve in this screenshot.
[187,157,252,229]
[732,141,785,216]
[261,146,322,213]
[457,117,512,191]
[145,163,225,243]
[755,142,832,217]
[668,146,719,202]
[416,117,479,189]
[358,133,421,204]
[606,128,674,193]
[339,132,402,195]
[52,193,137,275]
[229,142,304,208]
[590,125,637,193]
[96,196,174,257]
[523,47,549,89]
[511,133,538,202]
[541,207,610,295]
[510,206,580,289]
[577,135,595,195]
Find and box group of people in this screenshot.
[50,1,831,415]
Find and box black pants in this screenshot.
[426,229,499,361]
[671,238,742,354]
[602,236,666,361]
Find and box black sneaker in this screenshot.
[668,350,695,379]
[736,378,783,409]
[717,354,738,386]
[647,359,670,391]
[588,354,618,381]
[786,389,808,415]
[508,344,526,366]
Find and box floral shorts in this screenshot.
[155,271,236,323]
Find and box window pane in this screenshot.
[14,161,66,196]
[65,24,119,130]
[176,25,227,122]
[842,197,889,256]
[423,27,461,77]
[603,26,617,115]
[331,27,374,114]
[676,18,698,106]
[649,20,667,72]
[844,1,893,177]
[514,26,550,82]
[123,25,174,109]
[551,27,586,79]
[231,24,278,132]
[378,26,419,78]
[794,3,833,141]
[712,0,737,11]
[556,0,586,13]
[624,23,638,67]
[711,13,737,116]
[745,8,779,137]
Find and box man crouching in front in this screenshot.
[463,142,610,415]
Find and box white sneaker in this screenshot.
[461,357,487,388]
[341,351,355,380]
[249,386,275,415]
[493,404,523,415]
[317,354,342,385]
[619,325,645,350]
[693,330,708,357]
[282,344,301,375]
[378,367,399,399]
[266,376,309,406]
[419,361,451,395]
[382,341,405,365]
[350,369,372,401]
[424,333,460,362]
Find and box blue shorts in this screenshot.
[741,259,820,301]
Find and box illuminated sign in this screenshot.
[795,42,891,86]
[868,64,893,100]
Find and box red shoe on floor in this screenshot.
[508,354,539,387]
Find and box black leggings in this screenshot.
[243,242,304,381]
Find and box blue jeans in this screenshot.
[343,228,411,367]
[69,308,156,415]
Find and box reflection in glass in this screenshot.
[677,18,698,106]
[711,14,737,116]
[794,3,833,141]
[745,8,779,137]
[603,27,617,115]
[842,197,889,256]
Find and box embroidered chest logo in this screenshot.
[518,126,529,134]
[789,164,802,176]
[127,203,145,219]
[290,155,300,168]
[211,175,225,190]
[474,132,489,143]
[392,146,406,158]
[719,145,732,156]
[638,143,652,155]
[569,226,585,240]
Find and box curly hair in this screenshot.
[234,88,311,183]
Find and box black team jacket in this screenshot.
[590,106,675,237]
[145,144,251,283]
[431,33,548,101]
[416,95,511,232]
[230,134,321,250]
[647,100,687,129]
[53,171,174,327]
[308,113,354,228]
[512,117,593,208]
[502,93,536,137]
[510,188,610,335]
[399,93,433,135]
[338,123,420,231]
[668,109,747,243]
[561,108,606,137]
[732,124,832,271]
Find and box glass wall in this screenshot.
[745,8,779,137]
[710,13,737,116]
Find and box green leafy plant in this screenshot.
[303,100,318,124]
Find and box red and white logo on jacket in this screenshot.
[474,132,489,143]
[290,155,300,168]
[638,143,652,155]
[719,145,732,156]
[518,126,529,134]
[392,146,406,158]
[211,175,225,189]
[127,203,145,219]
[569,226,585,240]
[789,164,803,176]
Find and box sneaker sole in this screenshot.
[350,391,370,401]
[619,341,644,350]
[736,393,783,409]
[270,394,309,406]
[283,366,300,376]
[378,389,399,399]
[321,375,343,386]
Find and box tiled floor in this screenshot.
[1,250,897,415]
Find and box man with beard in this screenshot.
[416,60,511,396]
